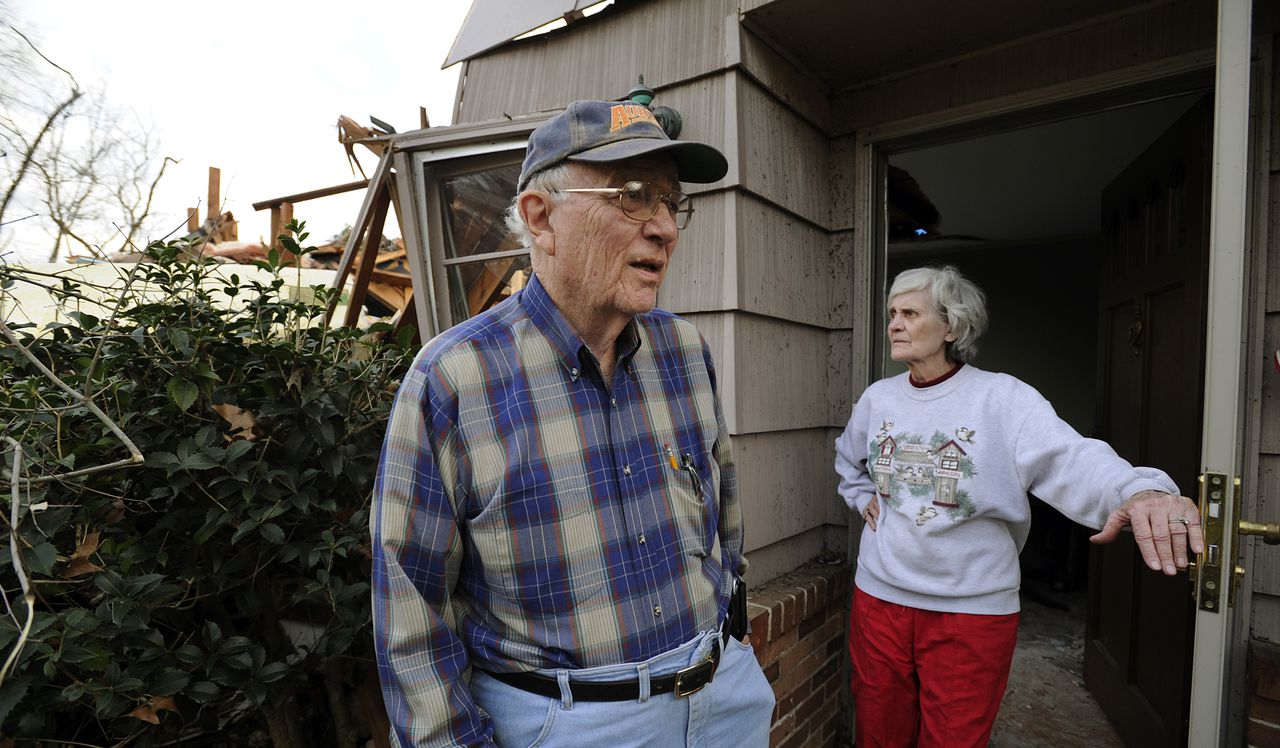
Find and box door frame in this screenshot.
[849,2,1258,740]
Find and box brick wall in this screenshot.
[747,558,853,748]
[1250,641,1280,748]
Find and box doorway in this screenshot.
[874,91,1207,746]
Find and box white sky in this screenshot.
[5,0,473,260]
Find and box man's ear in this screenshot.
[519,192,556,256]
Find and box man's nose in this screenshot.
[643,204,679,244]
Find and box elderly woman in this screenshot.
[834,265,1204,748]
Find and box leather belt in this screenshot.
[482,635,726,702]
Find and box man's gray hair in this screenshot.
[888,265,988,363]
[504,162,579,248]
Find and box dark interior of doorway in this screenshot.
[879,91,1202,746]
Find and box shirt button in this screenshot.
[622,465,632,476]
[570,367,579,381]
[653,605,662,617]
[638,534,646,545]
[610,397,617,406]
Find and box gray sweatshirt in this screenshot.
[834,364,1178,615]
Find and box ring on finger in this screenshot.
[1169,516,1190,527]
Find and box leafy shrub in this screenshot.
[0,224,415,745]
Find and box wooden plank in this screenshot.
[276,203,295,262]
[269,206,282,252]
[326,150,393,325]
[251,179,368,211]
[186,208,198,233]
[207,167,220,223]
[343,188,391,328]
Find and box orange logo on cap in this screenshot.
[609,104,659,132]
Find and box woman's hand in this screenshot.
[862,495,880,531]
[1089,490,1204,575]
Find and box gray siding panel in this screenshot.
[658,191,730,314]
[737,75,831,228]
[738,25,831,132]
[734,314,833,433]
[734,429,837,550]
[1265,313,1280,455]
[737,193,840,328]
[455,0,735,123]
[1257,455,1280,596]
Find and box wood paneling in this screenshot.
[658,191,730,314]
[733,314,833,434]
[736,192,844,328]
[1256,455,1280,596]
[827,330,853,428]
[455,0,735,124]
[736,75,832,228]
[830,0,1215,135]
[1253,594,1280,643]
[1269,172,1280,314]
[733,429,838,550]
[1264,314,1280,455]
[738,25,831,132]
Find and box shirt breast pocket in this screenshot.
[661,444,716,560]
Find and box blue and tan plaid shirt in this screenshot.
[371,273,743,747]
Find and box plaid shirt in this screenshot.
[372,273,743,747]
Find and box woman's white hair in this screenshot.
[503,162,579,248]
[888,265,988,363]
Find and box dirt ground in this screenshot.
[988,584,1124,747]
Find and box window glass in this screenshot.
[447,254,532,325]
[440,164,523,260]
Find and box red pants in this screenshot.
[849,586,1019,748]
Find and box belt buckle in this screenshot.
[673,656,713,698]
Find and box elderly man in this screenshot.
[372,100,774,747]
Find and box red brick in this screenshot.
[756,625,797,669]
[1248,718,1280,748]
[775,722,810,748]
[1253,641,1280,702]
[1251,694,1280,725]
[770,714,796,748]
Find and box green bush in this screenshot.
[0,224,415,745]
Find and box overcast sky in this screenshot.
[5,0,472,261]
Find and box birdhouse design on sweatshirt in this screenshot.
[932,439,967,508]
[867,427,978,519]
[873,435,896,498]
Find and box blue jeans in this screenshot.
[471,631,775,747]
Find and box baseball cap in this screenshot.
[517,100,728,192]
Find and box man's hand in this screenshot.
[1090,489,1204,575]
[862,495,880,531]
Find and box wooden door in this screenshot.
[1083,96,1211,747]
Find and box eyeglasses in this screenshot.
[560,181,694,230]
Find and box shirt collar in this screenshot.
[519,272,644,378]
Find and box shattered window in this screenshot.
[437,162,528,324]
